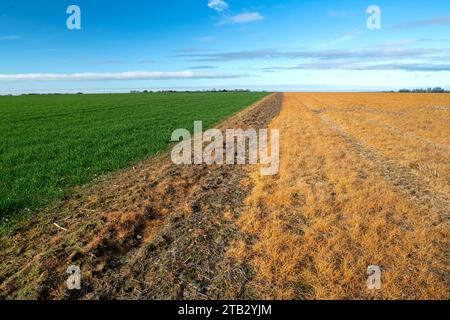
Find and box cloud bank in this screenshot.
[0,71,246,81]
[174,47,449,62]
[175,44,450,72]
[392,15,450,29]
[263,62,450,72]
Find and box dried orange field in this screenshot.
[0,92,448,300]
[231,92,449,299]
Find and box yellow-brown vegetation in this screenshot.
[230,93,449,299]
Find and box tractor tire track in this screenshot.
[303,99,449,221]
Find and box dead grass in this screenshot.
[229,93,449,300]
[311,93,450,197]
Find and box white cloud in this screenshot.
[198,36,215,43]
[328,10,348,17]
[176,47,450,62]
[207,1,264,26]
[0,71,246,81]
[391,15,450,29]
[208,0,229,13]
[263,61,450,72]
[336,34,354,42]
[219,12,265,25]
[138,59,156,64]
[174,48,210,54]
[383,39,428,47]
[0,35,23,40]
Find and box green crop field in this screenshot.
[0,92,268,226]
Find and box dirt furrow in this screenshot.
[303,98,449,221]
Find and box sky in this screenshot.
[0,0,449,94]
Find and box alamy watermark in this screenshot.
[171,121,280,176]
[366,5,381,30]
[66,265,81,290]
[366,265,382,290]
[67,5,81,30]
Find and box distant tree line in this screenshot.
[397,87,448,93]
[0,92,84,96]
[130,89,254,94]
[1,89,260,96]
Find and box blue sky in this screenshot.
[0,0,449,94]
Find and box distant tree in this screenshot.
[399,87,448,93]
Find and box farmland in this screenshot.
[232,93,449,299]
[0,92,268,226]
[0,92,448,300]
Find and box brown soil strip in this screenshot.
[0,93,282,299]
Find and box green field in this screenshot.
[0,92,268,225]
